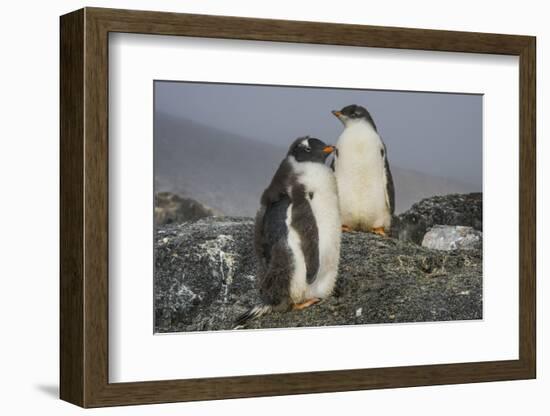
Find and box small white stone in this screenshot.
[422,225,482,251]
[355,308,362,317]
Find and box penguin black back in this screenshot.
[258,197,289,266]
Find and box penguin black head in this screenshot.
[332,104,377,130]
[287,136,335,164]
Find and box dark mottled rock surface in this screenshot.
[155,212,482,333]
[391,193,482,245]
[155,192,219,226]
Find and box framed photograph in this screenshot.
[60,7,536,408]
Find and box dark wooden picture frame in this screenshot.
[60,7,536,408]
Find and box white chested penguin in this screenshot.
[331,104,395,235]
[234,137,341,327]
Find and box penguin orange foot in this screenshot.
[292,298,321,311]
[342,224,353,232]
[371,227,387,236]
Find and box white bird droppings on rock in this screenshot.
[198,235,238,303]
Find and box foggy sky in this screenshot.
[155,81,482,189]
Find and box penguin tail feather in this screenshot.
[233,305,272,329]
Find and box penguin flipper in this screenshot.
[382,143,395,215]
[290,185,320,284]
[329,147,338,171]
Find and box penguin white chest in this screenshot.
[286,162,341,302]
[335,123,390,231]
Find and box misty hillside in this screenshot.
[155,113,478,215]
[155,113,286,217]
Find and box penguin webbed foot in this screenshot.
[371,227,387,237]
[292,298,321,311]
[341,224,353,233]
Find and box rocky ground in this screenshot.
[391,192,482,244]
[154,193,483,332]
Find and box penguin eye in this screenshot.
[304,146,311,152]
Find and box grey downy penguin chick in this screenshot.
[235,137,341,328]
[331,104,395,235]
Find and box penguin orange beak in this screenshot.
[331,110,342,118]
[323,145,336,154]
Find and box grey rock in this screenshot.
[422,225,482,251]
[391,193,482,245]
[154,192,219,225]
[155,215,482,333]
[154,217,256,331]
